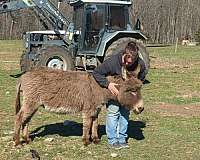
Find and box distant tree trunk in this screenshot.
[0,0,200,43]
[9,19,14,39]
[4,13,8,39]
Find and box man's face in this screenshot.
[124,50,138,67]
[124,54,133,65]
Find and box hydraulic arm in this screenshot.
[0,0,71,30]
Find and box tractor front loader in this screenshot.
[0,0,150,75]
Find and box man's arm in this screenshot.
[92,62,119,96]
[92,54,121,95]
[92,59,112,88]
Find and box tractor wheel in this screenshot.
[35,46,74,71]
[105,37,150,76]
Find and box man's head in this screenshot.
[122,41,139,66]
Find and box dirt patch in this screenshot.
[176,90,200,99]
[0,51,21,71]
[150,57,199,70]
[152,103,200,117]
[0,61,19,71]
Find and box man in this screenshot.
[92,41,146,149]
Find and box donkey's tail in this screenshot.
[15,80,21,114]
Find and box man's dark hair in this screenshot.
[122,41,139,65]
[124,41,139,56]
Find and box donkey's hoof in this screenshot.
[13,137,21,147]
[14,141,22,148]
[23,137,32,144]
[93,138,100,144]
[83,138,91,146]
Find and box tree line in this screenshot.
[133,0,200,43]
[0,0,200,44]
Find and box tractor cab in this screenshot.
[71,0,132,52]
[0,0,149,72]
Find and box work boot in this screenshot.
[109,142,122,150]
[119,142,129,148]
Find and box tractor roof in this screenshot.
[69,0,132,6]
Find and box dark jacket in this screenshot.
[92,52,146,88]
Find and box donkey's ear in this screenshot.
[127,64,141,79]
[127,71,137,78]
[121,66,128,80]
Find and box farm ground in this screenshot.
[0,40,200,160]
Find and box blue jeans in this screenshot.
[106,100,130,145]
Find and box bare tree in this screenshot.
[0,0,200,43]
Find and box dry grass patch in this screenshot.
[152,103,200,117]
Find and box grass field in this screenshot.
[0,40,200,160]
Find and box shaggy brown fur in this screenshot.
[13,68,143,146]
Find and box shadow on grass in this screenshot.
[128,120,146,140]
[30,121,105,140]
[30,120,145,141]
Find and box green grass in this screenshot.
[145,45,200,105]
[0,41,200,159]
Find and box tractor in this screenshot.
[0,0,149,75]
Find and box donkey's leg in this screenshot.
[13,100,37,146]
[21,103,38,144]
[91,117,100,144]
[82,112,93,146]
[22,124,31,144]
[13,110,24,146]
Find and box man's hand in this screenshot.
[108,82,119,96]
